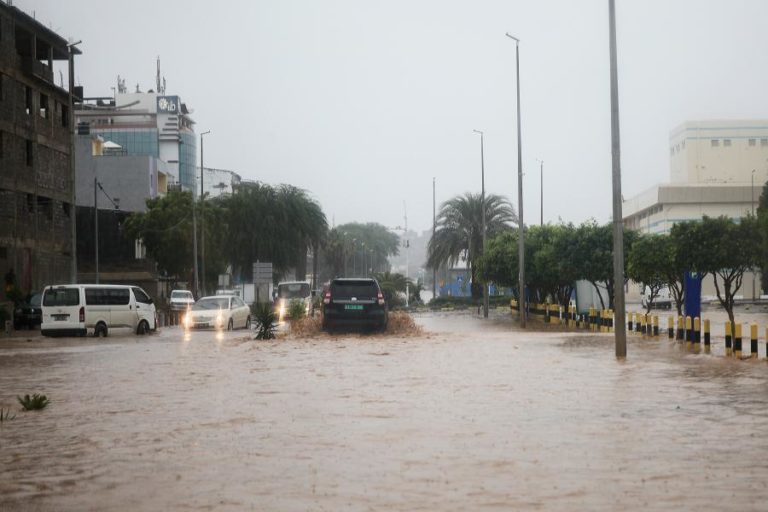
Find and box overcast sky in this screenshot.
[15,0,768,232]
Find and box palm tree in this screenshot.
[427,193,517,299]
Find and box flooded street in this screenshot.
[2,311,768,511]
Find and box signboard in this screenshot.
[684,272,702,320]
[156,95,180,114]
[253,262,273,285]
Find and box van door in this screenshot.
[132,287,156,328]
[84,288,113,329]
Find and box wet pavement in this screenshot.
[1,311,768,511]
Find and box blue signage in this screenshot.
[156,95,180,114]
[684,272,702,320]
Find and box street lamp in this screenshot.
[608,0,627,358]
[200,130,210,295]
[432,177,437,301]
[473,129,489,319]
[67,40,81,283]
[536,159,544,226]
[752,169,756,216]
[506,32,525,328]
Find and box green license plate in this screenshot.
[344,304,364,311]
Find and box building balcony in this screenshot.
[20,56,54,84]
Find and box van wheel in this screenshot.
[94,322,108,338]
[245,316,251,330]
[136,320,149,335]
[227,318,234,331]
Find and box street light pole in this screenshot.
[200,130,210,295]
[537,159,544,226]
[506,32,525,328]
[608,0,627,358]
[94,177,99,284]
[473,130,489,318]
[191,183,199,297]
[752,169,756,216]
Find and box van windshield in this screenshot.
[278,283,310,299]
[43,288,79,307]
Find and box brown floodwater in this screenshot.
[1,310,768,511]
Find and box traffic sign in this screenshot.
[253,262,273,285]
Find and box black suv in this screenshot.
[322,278,388,331]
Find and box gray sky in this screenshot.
[17,0,768,232]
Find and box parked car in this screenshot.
[322,278,388,331]
[169,289,195,311]
[182,295,251,330]
[41,284,157,337]
[13,292,42,330]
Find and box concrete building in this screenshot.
[75,80,196,193]
[200,166,241,198]
[0,2,78,294]
[623,120,767,299]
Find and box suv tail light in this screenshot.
[323,291,331,305]
[377,291,385,306]
[79,306,85,322]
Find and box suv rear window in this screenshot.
[330,280,379,299]
[43,288,80,307]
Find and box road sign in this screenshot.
[253,262,273,285]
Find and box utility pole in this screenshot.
[608,0,627,358]
[94,177,99,284]
[473,130,489,318]
[404,201,409,308]
[538,159,544,226]
[68,41,81,283]
[192,183,199,297]
[432,177,436,301]
[507,32,525,328]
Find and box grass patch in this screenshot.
[0,407,16,422]
[17,393,50,411]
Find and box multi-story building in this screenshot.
[75,82,196,193]
[623,119,767,298]
[0,3,78,294]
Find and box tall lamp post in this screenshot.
[67,40,81,283]
[473,130,489,318]
[752,169,756,216]
[536,159,544,226]
[506,32,525,328]
[432,177,436,301]
[200,130,210,295]
[608,0,627,358]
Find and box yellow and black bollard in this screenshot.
[653,315,659,337]
[693,317,701,353]
[704,319,711,354]
[589,307,596,332]
[639,313,646,337]
[668,316,674,339]
[627,311,633,333]
[685,316,692,349]
[725,321,732,356]
[734,323,743,359]
[676,316,684,341]
[750,323,758,359]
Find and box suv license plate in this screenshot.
[344,304,364,311]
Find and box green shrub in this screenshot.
[287,299,306,321]
[253,303,278,340]
[17,393,50,411]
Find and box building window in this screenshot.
[25,140,33,166]
[761,138,768,147]
[25,86,32,115]
[61,104,69,128]
[724,139,732,147]
[39,93,49,119]
[749,138,756,147]
[711,139,719,147]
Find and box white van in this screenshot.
[41,284,157,337]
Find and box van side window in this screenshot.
[43,288,79,306]
[86,288,130,306]
[132,287,152,304]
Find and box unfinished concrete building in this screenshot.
[0,3,78,294]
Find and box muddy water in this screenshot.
[1,312,768,511]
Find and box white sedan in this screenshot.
[182,295,251,330]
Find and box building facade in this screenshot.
[200,166,241,198]
[75,88,196,193]
[623,120,766,299]
[0,3,77,294]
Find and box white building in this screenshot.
[199,167,242,198]
[623,119,766,299]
